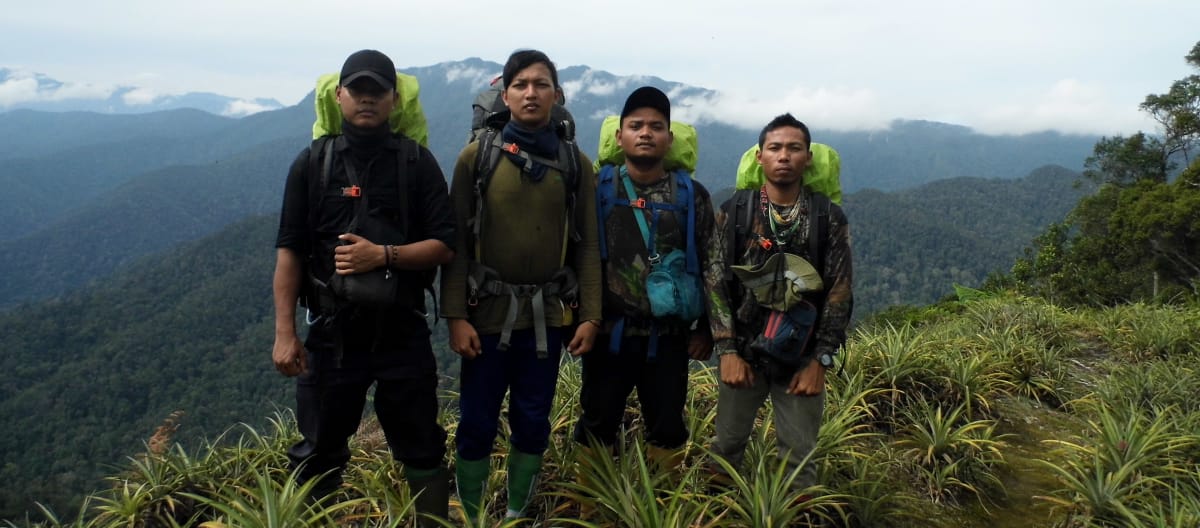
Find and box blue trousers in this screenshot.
[456,327,564,459]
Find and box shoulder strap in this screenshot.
[391,136,418,241]
[306,136,336,244]
[808,192,831,287]
[559,138,582,246]
[596,164,618,261]
[674,170,698,275]
[724,188,757,282]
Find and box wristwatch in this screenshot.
[817,352,834,369]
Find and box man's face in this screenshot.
[616,107,673,166]
[501,62,558,128]
[336,79,397,129]
[756,126,811,188]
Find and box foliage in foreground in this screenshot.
[12,295,1200,528]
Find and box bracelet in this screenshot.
[383,245,391,269]
[585,319,603,329]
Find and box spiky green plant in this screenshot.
[556,439,716,528]
[179,466,367,528]
[1038,404,1193,526]
[706,446,838,528]
[894,401,1006,504]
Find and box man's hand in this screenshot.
[272,332,308,377]
[719,354,755,388]
[449,318,482,359]
[787,360,826,396]
[567,321,600,357]
[687,331,713,361]
[333,233,383,275]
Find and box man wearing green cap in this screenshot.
[706,113,854,495]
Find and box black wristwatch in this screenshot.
[817,352,834,369]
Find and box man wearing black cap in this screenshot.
[272,49,454,523]
[572,86,719,482]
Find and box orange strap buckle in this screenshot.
[342,185,361,198]
[632,198,647,209]
[504,143,520,154]
[759,238,773,250]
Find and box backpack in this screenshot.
[467,77,584,260]
[720,187,832,376]
[461,76,585,357]
[312,71,430,146]
[595,116,703,358]
[300,74,435,317]
[594,115,699,174]
[735,142,842,205]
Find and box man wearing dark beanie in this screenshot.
[272,49,454,525]
[573,86,719,504]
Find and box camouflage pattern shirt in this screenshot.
[707,186,854,360]
[600,165,720,336]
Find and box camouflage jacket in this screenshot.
[707,186,854,360]
[600,166,720,336]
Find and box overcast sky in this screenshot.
[2,0,1197,135]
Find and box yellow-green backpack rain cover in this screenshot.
[312,72,429,147]
[594,115,698,174]
[735,143,841,204]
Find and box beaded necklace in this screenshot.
[759,185,804,244]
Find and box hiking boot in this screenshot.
[455,454,490,524]
[406,465,449,528]
[505,449,543,519]
[645,444,684,475]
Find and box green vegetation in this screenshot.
[9,295,1199,527]
[1009,42,1200,307]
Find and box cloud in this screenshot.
[677,86,890,132]
[0,77,39,106]
[444,64,495,86]
[975,79,1155,135]
[562,69,636,100]
[223,99,274,117]
[121,87,160,105]
[0,69,114,106]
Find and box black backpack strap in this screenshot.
[390,136,440,324]
[306,136,335,234]
[724,189,757,282]
[808,192,831,286]
[470,130,504,259]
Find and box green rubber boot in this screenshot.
[455,454,490,524]
[405,465,449,528]
[505,449,544,519]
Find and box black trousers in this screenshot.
[573,332,690,449]
[288,308,446,485]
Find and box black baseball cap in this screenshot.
[621,86,670,122]
[339,49,396,91]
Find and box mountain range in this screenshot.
[0,58,1100,310]
[0,58,1100,519]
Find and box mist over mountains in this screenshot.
[0,68,283,117]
